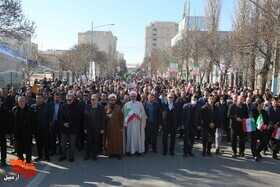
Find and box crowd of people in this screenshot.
[0,76,279,167]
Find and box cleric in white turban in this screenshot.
[108,93,117,100]
[129,91,137,96]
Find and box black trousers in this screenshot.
[251,130,268,157]
[17,137,32,163]
[162,125,176,154]
[202,127,216,152]
[50,121,61,154]
[35,130,50,158]
[76,121,85,149]
[86,130,100,158]
[145,122,158,152]
[0,135,7,163]
[184,128,196,154]
[231,128,247,154]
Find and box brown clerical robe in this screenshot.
[104,104,124,156]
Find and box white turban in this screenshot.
[108,93,117,100]
[129,91,137,96]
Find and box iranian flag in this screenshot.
[256,114,265,131]
[272,127,280,140]
[147,51,152,72]
[242,118,256,132]
[124,106,137,124]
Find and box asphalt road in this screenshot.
[0,136,279,187]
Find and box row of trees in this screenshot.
[144,0,280,91]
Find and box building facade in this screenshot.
[78,31,117,55]
[145,22,178,56]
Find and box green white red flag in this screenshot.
[256,114,265,131]
[242,118,256,132]
[272,127,280,140]
[124,106,136,124]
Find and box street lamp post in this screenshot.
[90,22,115,78]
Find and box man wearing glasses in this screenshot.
[60,94,81,162]
[84,94,106,161]
[161,92,179,156]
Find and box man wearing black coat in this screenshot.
[250,99,269,161]
[182,96,201,157]
[227,95,249,158]
[144,94,161,153]
[32,93,52,162]
[59,94,81,162]
[49,93,64,155]
[201,95,220,156]
[12,96,34,164]
[161,92,179,156]
[84,94,106,161]
[265,96,280,159]
[0,96,9,166]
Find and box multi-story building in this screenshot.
[145,22,178,56]
[78,31,117,55]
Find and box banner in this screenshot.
[192,66,200,76]
[169,61,178,74]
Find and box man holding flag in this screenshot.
[265,96,280,160]
[123,91,147,155]
[249,99,269,162]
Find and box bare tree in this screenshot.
[0,0,36,45]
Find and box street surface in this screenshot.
[0,136,279,187]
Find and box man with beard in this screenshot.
[60,94,81,162]
[104,94,123,159]
[228,95,249,158]
[265,96,280,159]
[12,96,34,164]
[0,96,9,166]
[201,95,220,156]
[123,91,147,156]
[84,94,106,161]
[32,93,52,162]
[182,96,201,157]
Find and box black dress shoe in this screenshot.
[189,153,194,157]
[254,156,259,162]
[92,157,97,161]
[272,154,279,160]
[215,149,220,154]
[59,156,66,161]
[1,162,7,167]
[117,155,122,160]
[84,156,89,161]
[258,154,263,159]
[153,150,158,153]
[183,153,188,157]
[239,152,245,157]
[45,157,51,162]
[162,152,167,156]
[34,157,42,162]
[232,153,237,158]
[69,158,74,162]
[207,151,212,156]
[170,152,174,156]
[202,152,206,156]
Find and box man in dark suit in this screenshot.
[49,92,64,155]
[12,96,34,164]
[59,94,81,162]
[32,93,52,162]
[144,94,161,153]
[265,96,280,159]
[161,92,179,156]
[201,95,220,156]
[182,96,201,157]
[84,94,106,161]
[0,96,9,166]
[227,95,249,158]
